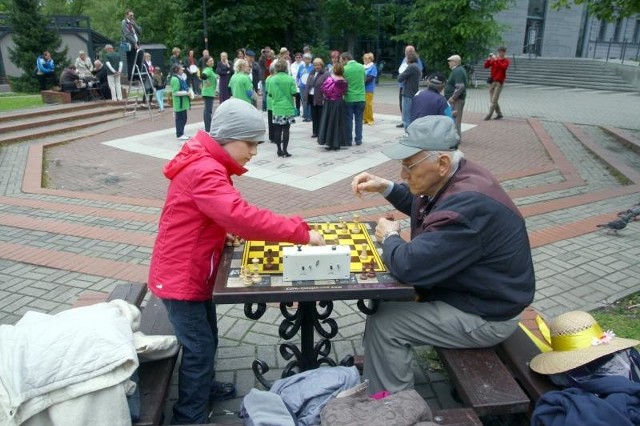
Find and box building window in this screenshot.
[598,21,608,41]
[613,19,623,42]
[633,20,640,44]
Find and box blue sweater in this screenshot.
[383,158,535,321]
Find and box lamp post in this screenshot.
[202,0,209,50]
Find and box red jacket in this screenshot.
[148,130,310,301]
[483,57,510,84]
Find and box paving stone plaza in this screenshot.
[1,82,639,421]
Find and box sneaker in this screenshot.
[495,114,504,120]
[484,115,492,121]
[396,123,404,128]
[177,135,190,140]
[210,381,236,402]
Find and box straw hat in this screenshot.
[530,311,639,375]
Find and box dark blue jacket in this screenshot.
[531,376,640,426]
[383,158,535,321]
[410,87,451,123]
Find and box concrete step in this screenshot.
[0,104,124,133]
[0,111,129,145]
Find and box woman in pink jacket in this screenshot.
[148,99,324,424]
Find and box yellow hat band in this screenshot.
[551,323,604,352]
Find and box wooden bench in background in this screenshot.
[41,90,71,104]
[435,308,559,422]
[73,283,178,426]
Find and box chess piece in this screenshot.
[264,248,277,271]
[367,260,376,278]
[359,243,368,263]
[242,266,253,286]
[353,213,361,224]
[338,217,345,229]
[252,258,261,275]
[360,267,369,280]
[232,235,242,247]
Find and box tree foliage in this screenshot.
[7,0,68,90]
[395,0,512,72]
[552,0,640,22]
[320,0,377,54]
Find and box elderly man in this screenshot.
[396,45,424,127]
[351,115,535,394]
[410,72,452,122]
[149,99,325,424]
[444,54,468,138]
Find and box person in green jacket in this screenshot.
[201,56,218,132]
[228,59,254,104]
[340,52,366,146]
[171,64,191,140]
[266,59,297,157]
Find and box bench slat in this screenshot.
[135,294,177,426]
[496,327,558,405]
[433,408,483,425]
[436,347,530,416]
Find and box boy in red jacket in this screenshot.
[148,99,324,424]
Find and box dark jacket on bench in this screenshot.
[383,158,535,321]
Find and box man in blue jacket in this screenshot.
[351,115,535,394]
[35,51,59,91]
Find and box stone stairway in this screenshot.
[473,57,638,92]
[0,102,152,146]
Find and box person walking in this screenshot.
[397,52,421,129]
[363,52,378,125]
[170,64,191,141]
[201,57,218,132]
[483,46,510,120]
[444,54,468,138]
[266,59,297,157]
[216,52,233,104]
[340,52,365,146]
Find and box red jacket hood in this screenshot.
[163,130,247,180]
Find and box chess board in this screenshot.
[241,222,386,275]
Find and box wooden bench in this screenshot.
[73,283,178,426]
[41,90,71,104]
[435,315,559,420]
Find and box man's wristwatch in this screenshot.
[381,230,400,244]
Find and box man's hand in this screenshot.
[351,172,391,198]
[374,217,401,243]
[307,230,326,246]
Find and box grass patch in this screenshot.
[592,292,640,340]
[0,94,44,111]
[416,347,445,373]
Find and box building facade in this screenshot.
[496,0,640,61]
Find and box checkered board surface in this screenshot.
[241,222,386,274]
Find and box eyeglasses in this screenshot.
[400,153,436,174]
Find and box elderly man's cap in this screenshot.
[246,50,255,57]
[447,54,461,62]
[210,98,265,144]
[382,116,459,160]
[427,72,446,85]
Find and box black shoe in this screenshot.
[210,381,236,402]
[283,152,292,157]
[311,134,318,138]
[396,123,404,128]
[495,114,503,120]
[484,115,492,121]
[277,150,284,157]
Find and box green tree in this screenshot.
[395,0,512,73]
[552,0,640,21]
[7,0,68,91]
[320,0,377,54]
